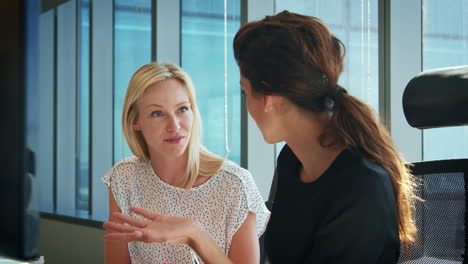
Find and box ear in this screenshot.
[133,120,141,131]
[263,94,278,113]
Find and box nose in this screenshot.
[166,115,181,132]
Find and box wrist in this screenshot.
[185,220,232,264]
[186,219,204,248]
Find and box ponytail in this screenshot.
[320,92,419,255]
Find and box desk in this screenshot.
[0,256,44,264]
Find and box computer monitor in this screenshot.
[0,0,41,261]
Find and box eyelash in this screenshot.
[178,106,189,113]
[150,106,189,117]
[240,87,246,96]
[150,111,162,117]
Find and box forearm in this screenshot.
[104,239,131,264]
[188,222,232,264]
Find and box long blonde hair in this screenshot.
[122,62,224,189]
[234,11,418,254]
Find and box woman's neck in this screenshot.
[284,111,344,183]
[149,152,189,187]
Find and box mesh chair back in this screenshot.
[398,159,468,264]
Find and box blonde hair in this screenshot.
[122,62,224,189]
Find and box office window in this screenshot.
[181,0,241,163]
[77,0,90,216]
[422,0,468,160]
[274,0,379,157]
[275,0,379,111]
[39,8,55,213]
[38,0,244,220]
[38,0,78,216]
[113,0,152,162]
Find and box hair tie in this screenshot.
[334,85,347,98]
[323,86,347,110]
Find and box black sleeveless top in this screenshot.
[265,144,400,264]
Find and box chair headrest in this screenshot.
[403,65,468,129]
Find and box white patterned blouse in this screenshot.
[101,156,270,264]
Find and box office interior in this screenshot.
[1,0,467,263]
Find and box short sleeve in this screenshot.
[100,162,123,195]
[224,163,271,250]
[100,157,137,215]
[101,166,113,188]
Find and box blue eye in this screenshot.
[151,111,162,117]
[178,106,189,113]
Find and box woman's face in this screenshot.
[240,74,280,144]
[134,78,193,159]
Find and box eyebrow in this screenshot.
[144,101,189,109]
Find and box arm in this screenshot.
[186,222,233,264]
[190,212,259,264]
[104,190,131,264]
[227,212,259,264]
[103,208,261,264]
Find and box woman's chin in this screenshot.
[155,144,188,158]
[263,135,281,145]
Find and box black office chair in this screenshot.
[399,65,468,264]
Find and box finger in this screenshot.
[112,212,148,228]
[104,230,143,241]
[130,207,160,220]
[103,221,138,233]
[102,221,125,233]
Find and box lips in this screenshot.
[164,136,184,144]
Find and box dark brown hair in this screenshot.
[234,10,418,254]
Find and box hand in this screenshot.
[103,206,198,245]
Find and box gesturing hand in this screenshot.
[103,206,198,245]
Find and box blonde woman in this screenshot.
[101,63,270,264]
